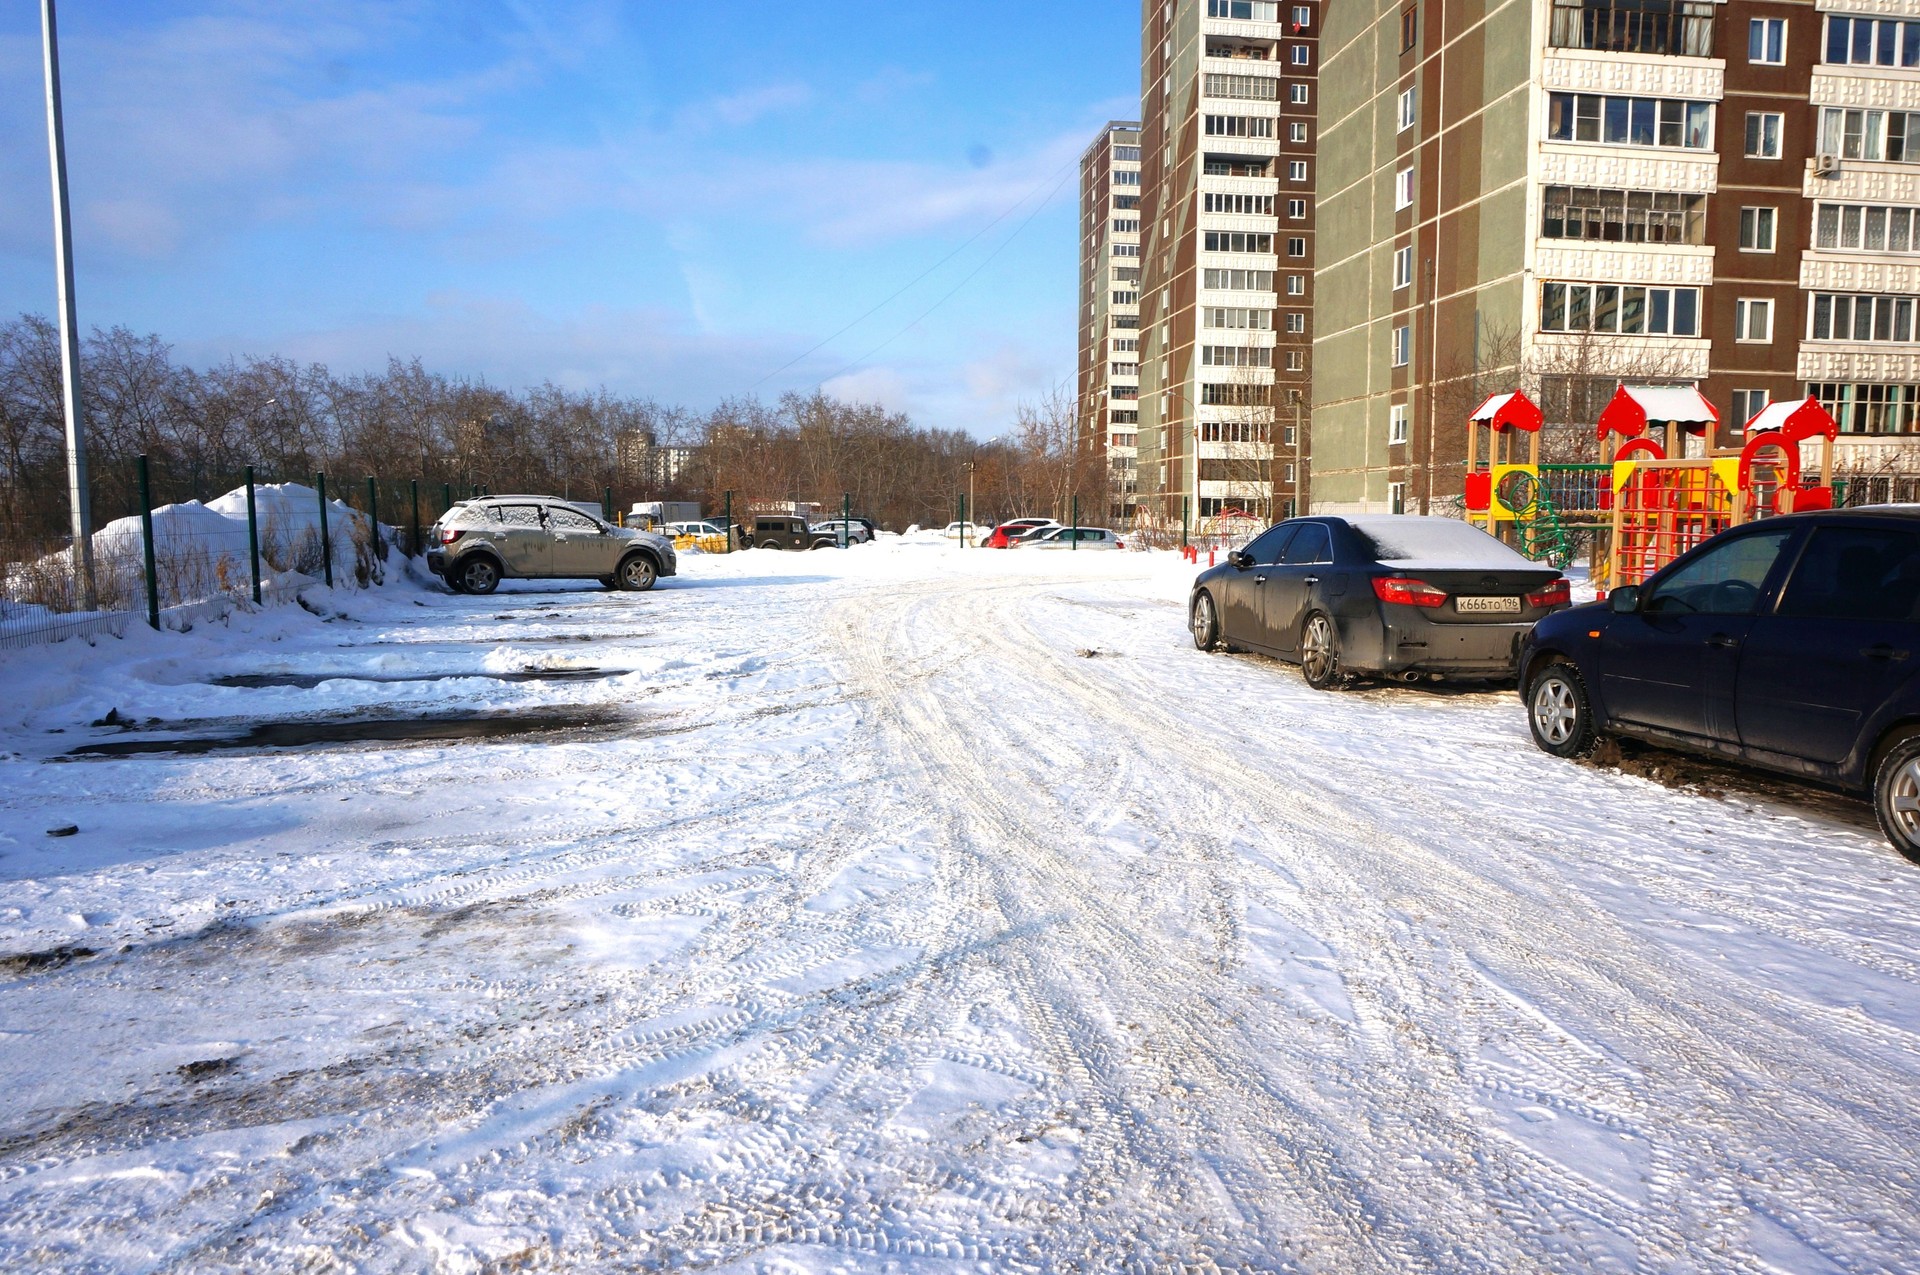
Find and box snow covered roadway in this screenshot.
[0,544,1916,1274]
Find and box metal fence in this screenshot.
[1835,473,1920,508]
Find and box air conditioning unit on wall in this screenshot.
[1814,152,1842,176]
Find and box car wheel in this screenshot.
[1299,612,1344,690]
[455,555,500,595]
[1190,591,1220,652]
[616,553,657,592]
[1871,728,1920,864]
[1527,662,1598,759]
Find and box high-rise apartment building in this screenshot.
[1313,0,1920,516]
[1078,122,1144,519]
[1129,0,1320,528]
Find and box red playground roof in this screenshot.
[1466,391,1544,433]
[1596,385,1720,438]
[1743,395,1839,444]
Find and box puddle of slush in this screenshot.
[209,669,610,689]
[66,708,622,757]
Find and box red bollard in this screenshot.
[1209,548,1216,567]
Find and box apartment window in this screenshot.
[1816,203,1920,252]
[1730,388,1769,426]
[1112,315,1140,329]
[1110,361,1140,377]
[1548,94,1712,148]
[1282,425,1298,446]
[1809,293,1919,342]
[1809,382,1920,434]
[1204,157,1273,177]
[1820,109,1920,162]
[1203,268,1276,290]
[1113,170,1141,186]
[1540,282,1700,335]
[1391,325,1411,366]
[1209,0,1280,17]
[1389,404,1409,444]
[1548,0,1714,56]
[1824,16,1920,67]
[1204,192,1275,215]
[1288,160,1308,181]
[1291,44,1310,65]
[1203,306,1273,329]
[1287,274,1306,294]
[1389,482,1407,515]
[1113,194,1139,210]
[1288,237,1307,256]
[1541,187,1706,244]
[1112,385,1139,400]
[1283,462,1298,483]
[1111,338,1139,354]
[1285,350,1305,371]
[1114,145,1142,162]
[1738,207,1776,252]
[1111,409,1139,424]
[1112,243,1140,257]
[1285,312,1306,332]
[1398,88,1416,132]
[1205,115,1275,139]
[1395,167,1415,210]
[1402,6,1418,51]
[1288,198,1307,219]
[1203,420,1270,443]
[1293,5,1311,27]
[1291,83,1310,105]
[1393,246,1413,290]
[1205,231,1275,253]
[1746,112,1783,158]
[1204,73,1280,100]
[1202,345,1274,367]
[1734,298,1774,342]
[1112,218,1140,233]
[1112,290,1139,305]
[1202,382,1274,406]
[1289,121,1309,143]
[1749,18,1785,64]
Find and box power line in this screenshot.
[752,152,1077,390]
[816,161,1076,389]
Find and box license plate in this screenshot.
[1456,595,1521,614]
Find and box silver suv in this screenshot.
[427,496,677,594]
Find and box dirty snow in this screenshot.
[0,543,1915,1273]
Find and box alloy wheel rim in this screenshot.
[1534,679,1576,746]
[625,560,653,586]
[1891,756,1920,837]
[1303,617,1330,678]
[1193,597,1212,640]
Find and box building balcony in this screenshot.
[1798,343,1920,383]
[1535,242,1713,287]
[1801,255,1920,295]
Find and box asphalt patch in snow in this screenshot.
[60,707,623,758]
[0,945,97,976]
[207,669,616,689]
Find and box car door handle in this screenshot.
[1864,644,1910,661]
[1706,633,1739,649]
[1304,575,1319,585]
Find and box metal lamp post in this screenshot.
[40,0,95,608]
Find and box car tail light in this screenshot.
[439,528,465,545]
[1372,576,1448,608]
[1114,539,1125,550]
[1526,579,1571,608]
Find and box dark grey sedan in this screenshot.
[1188,515,1570,688]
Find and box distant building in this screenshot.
[1078,121,1144,520]
[618,430,693,488]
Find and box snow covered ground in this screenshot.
[0,543,1915,1273]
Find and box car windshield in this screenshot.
[1350,517,1538,569]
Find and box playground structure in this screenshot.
[1465,386,1839,593]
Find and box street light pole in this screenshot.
[41,0,95,608]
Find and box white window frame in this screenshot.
[1285,350,1305,371]
[1749,18,1786,65]
[1286,274,1306,295]
[1395,167,1415,210]
[1397,88,1416,133]
[1739,207,1776,253]
[1290,83,1310,105]
[1289,121,1309,143]
[1288,159,1308,181]
[1746,111,1783,159]
[1285,312,1306,332]
[1391,325,1411,367]
[1389,404,1409,444]
[1735,298,1775,343]
[1292,5,1311,27]
[1393,245,1413,290]
[1291,44,1310,65]
[1287,237,1307,257]
[1288,198,1307,219]
[1730,388,1770,426]
[1388,481,1407,515]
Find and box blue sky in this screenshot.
[0,2,1139,437]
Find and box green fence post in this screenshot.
[137,454,159,629]
[410,479,421,558]
[842,492,851,547]
[723,490,734,552]
[442,482,453,518]
[1071,495,1079,550]
[1182,496,1190,551]
[603,485,614,523]
[245,465,261,604]
[316,472,333,587]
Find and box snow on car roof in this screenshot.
[1345,516,1547,569]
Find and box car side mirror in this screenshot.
[1228,550,1253,569]
[1609,585,1641,614]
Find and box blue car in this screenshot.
[1518,507,1920,862]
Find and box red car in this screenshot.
[984,518,1058,548]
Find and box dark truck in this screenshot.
[745,515,837,550]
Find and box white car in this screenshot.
[812,519,874,544]
[941,522,986,542]
[1024,526,1125,550]
[666,520,728,538]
